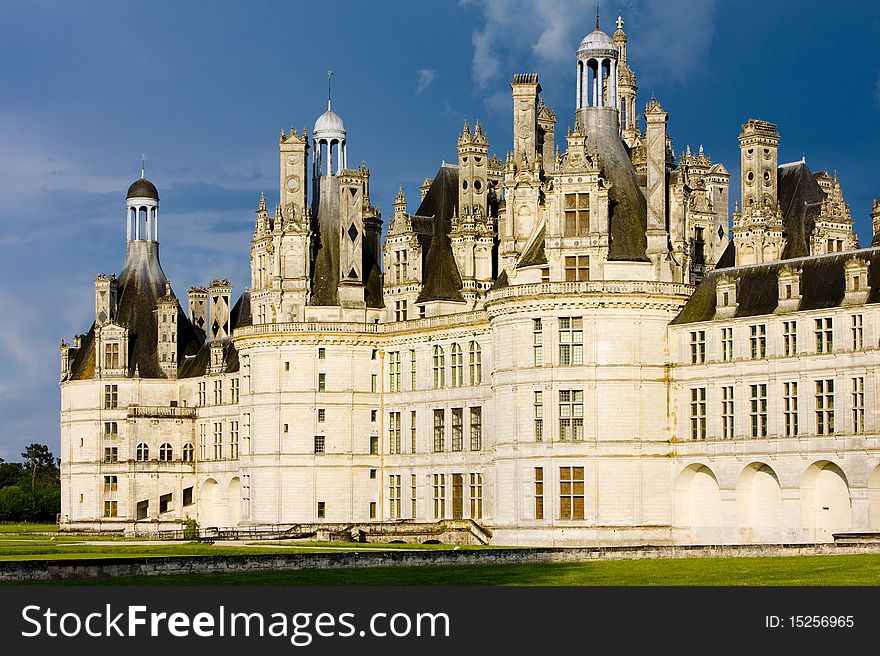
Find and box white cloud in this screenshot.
[416,68,438,94]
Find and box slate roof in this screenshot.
[179,291,251,378]
[517,225,547,268]
[310,176,341,306]
[672,248,880,325]
[415,166,465,303]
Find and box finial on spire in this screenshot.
[616,15,623,30]
[259,190,266,212]
[327,69,333,111]
[596,5,600,30]
[140,153,146,179]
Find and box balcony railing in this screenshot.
[127,406,197,419]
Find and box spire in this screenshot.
[140,152,146,179]
[395,185,405,205]
[258,190,266,213]
[327,69,333,111]
[596,5,600,30]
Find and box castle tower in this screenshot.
[156,281,178,377]
[94,273,118,327]
[645,98,670,268]
[208,278,232,340]
[510,74,541,164]
[872,199,880,247]
[613,16,639,146]
[312,95,347,179]
[126,167,159,243]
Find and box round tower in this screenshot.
[313,100,347,177]
[576,13,618,111]
[126,170,160,242]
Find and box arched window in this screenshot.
[450,343,463,387]
[136,443,149,462]
[469,341,482,385]
[182,443,194,463]
[159,443,173,462]
[432,346,445,389]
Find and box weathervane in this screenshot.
[140,152,147,178]
[328,70,333,110]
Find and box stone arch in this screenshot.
[868,464,880,531]
[674,464,722,544]
[735,462,783,543]
[200,478,220,528]
[801,461,851,542]
[228,477,241,526]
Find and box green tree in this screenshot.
[21,443,57,487]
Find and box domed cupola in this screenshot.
[126,163,160,242]
[312,72,348,177]
[576,11,619,111]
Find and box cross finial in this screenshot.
[616,15,623,30]
[140,153,146,178]
[327,69,333,111]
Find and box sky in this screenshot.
[0,0,878,461]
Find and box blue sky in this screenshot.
[0,0,878,461]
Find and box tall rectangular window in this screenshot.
[721,385,734,439]
[213,379,223,405]
[749,324,766,359]
[433,409,445,452]
[815,379,835,435]
[410,349,417,389]
[103,500,118,518]
[559,390,584,440]
[815,317,833,353]
[388,474,402,519]
[243,413,251,455]
[563,192,590,236]
[783,321,798,357]
[410,410,417,453]
[432,474,446,519]
[852,376,865,434]
[317,501,326,518]
[103,475,118,494]
[564,255,590,282]
[783,382,798,437]
[690,330,706,364]
[369,436,379,455]
[104,384,118,410]
[231,377,240,403]
[241,355,250,394]
[851,314,864,350]
[534,467,544,520]
[388,351,401,392]
[690,387,707,440]
[213,422,223,460]
[230,421,239,459]
[104,342,119,369]
[469,473,483,519]
[451,408,463,451]
[559,466,585,520]
[721,327,734,361]
[534,391,544,441]
[198,423,206,460]
[470,407,482,451]
[318,373,326,391]
[411,474,417,518]
[394,299,408,322]
[450,345,464,387]
[389,411,401,454]
[371,373,377,393]
[197,381,206,406]
[468,342,482,385]
[314,435,325,454]
[432,346,445,388]
[559,317,583,365]
[749,383,768,438]
[533,318,543,366]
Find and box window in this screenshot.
[468,341,482,385]
[104,342,119,369]
[815,379,835,435]
[690,330,706,364]
[470,407,482,451]
[852,376,865,434]
[534,391,544,441]
[432,346,445,388]
[395,299,408,322]
[564,255,590,282]
[534,467,544,520]
[783,382,798,437]
[241,355,250,393]
[783,321,797,357]
[369,436,379,455]
[318,347,326,360]
[314,435,325,454]
[451,408,463,451]
[469,473,483,519]
[690,387,707,440]
[559,466,585,520]
[411,474,418,518]
[721,327,733,361]
[198,424,206,460]
[559,390,584,440]
[136,443,149,462]
[213,422,223,460]
[159,493,172,514]
[103,421,118,438]
[533,319,543,366]
[540,267,550,283]
[370,468,377,479]
[182,443,194,463]
[104,447,118,463]
[410,410,417,453]
[317,408,325,423]
[389,412,401,454]
[159,443,172,462]
[103,475,118,493]
[230,421,239,459]
[317,501,326,518]
[103,500,118,518]
[559,317,583,365]
[563,192,590,236]
[231,377,239,403]
[371,373,377,393]
[432,474,446,519]
[104,384,118,409]
[815,317,833,353]
[433,409,445,452]
[451,344,463,387]
[318,373,326,391]
[749,324,766,359]
[243,413,251,455]
[410,349,417,389]
[183,487,194,507]
[371,409,378,423]
[197,382,206,406]
[389,351,401,392]
[213,380,222,404]
[851,314,864,350]
[721,385,734,439]
[389,475,402,519]
[749,384,768,438]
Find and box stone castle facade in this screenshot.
[60,17,880,545]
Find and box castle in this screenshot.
[59,16,880,545]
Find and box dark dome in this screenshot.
[127,177,159,200]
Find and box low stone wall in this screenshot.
[3,541,880,582]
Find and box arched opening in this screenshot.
[801,461,851,542]
[228,477,241,526]
[735,462,783,543]
[867,464,880,531]
[200,478,219,528]
[674,464,722,544]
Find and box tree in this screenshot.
[21,444,57,487]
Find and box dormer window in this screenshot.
[776,266,801,313]
[843,258,870,306]
[715,275,737,319]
